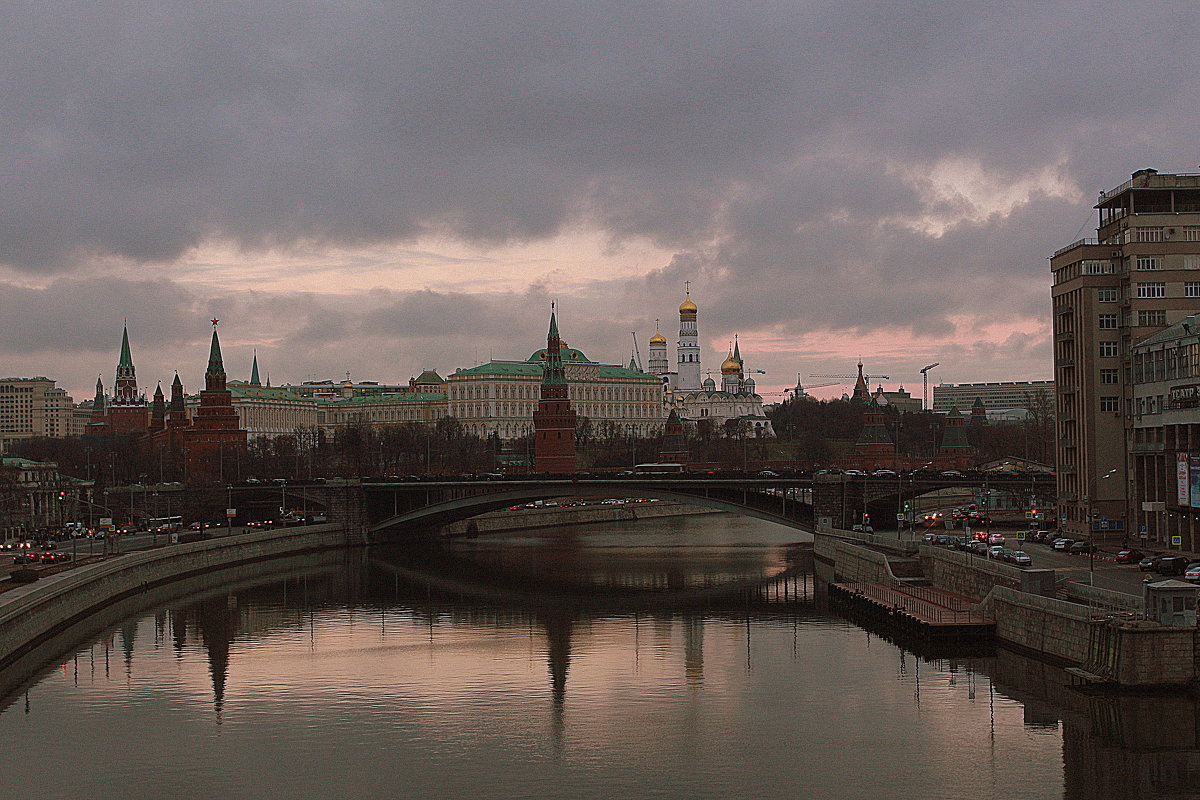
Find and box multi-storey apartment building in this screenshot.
[1051,168,1200,541]
[932,381,1054,415]
[0,377,79,452]
[1129,313,1200,548]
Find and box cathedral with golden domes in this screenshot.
[647,289,773,437]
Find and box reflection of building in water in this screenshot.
[684,615,704,687]
[988,646,1200,800]
[539,610,574,708]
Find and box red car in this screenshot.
[1115,550,1144,564]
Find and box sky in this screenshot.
[3,1,1198,403]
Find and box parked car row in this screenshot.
[924,534,1032,567]
[1137,554,1200,579]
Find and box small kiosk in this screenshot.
[1143,579,1199,627]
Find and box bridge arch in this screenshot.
[368,484,815,537]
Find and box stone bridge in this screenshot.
[301,473,1054,538]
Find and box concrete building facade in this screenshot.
[0,378,80,452]
[1051,168,1200,542]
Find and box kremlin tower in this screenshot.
[676,289,702,391]
[107,322,150,434]
[533,309,577,474]
[182,320,248,482]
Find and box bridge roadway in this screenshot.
[355,473,1055,537]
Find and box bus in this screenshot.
[632,463,687,475]
[148,516,183,533]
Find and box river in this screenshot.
[1,513,1197,799]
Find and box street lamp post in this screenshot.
[1086,468,1119,585]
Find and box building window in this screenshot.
[1138,310,1167,326]
[1136,256,1162,271]
[1135,227,1164,243]
[1083,260,1114,275]
[1136,282,1166,299]
[1096,288,1118,303]
[1186,282,1200,298]
[1186,255,1200,270]
[1098,314,1118,329]
[1099,368,1119,384]
[1099,341,1119,358]
[1099,396,1120,413]
[1183,226,1200,242]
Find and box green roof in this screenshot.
[320,393,447,405]
[526,345,593,363]
[413,370,445,384]
[227,381,447,405]
[2,457,53,468]
[453,360,657,382]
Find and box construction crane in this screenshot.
[631,332,643,371]
[919,363,939,411]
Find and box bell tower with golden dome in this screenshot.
[647,320,669,376]
[677,285,702,391]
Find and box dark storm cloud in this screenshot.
[4,1,1199,389]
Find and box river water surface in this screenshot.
[1,513,1197,799]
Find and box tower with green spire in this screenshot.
[108,321,150,434]
[533,308,577,474]
[183,320,247,483]
[250,351,261,386]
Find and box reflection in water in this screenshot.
[1,513,1198,799]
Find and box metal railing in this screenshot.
[839,581,991,625]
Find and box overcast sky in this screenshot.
[3,2,1198,402]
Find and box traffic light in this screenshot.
[57,491,66,502]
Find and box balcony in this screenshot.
[1055,331,1075,342]
[1053,239,1099,258]
[1131,441,1165,453]
[1055,358,1075,367]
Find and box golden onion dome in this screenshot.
[649,331,667,345]
[721,350,740,374]
[679,294,698,314]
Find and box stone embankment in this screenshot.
[0,523,357,671]
[814,526,1200,688]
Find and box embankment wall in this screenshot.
[0,523,356,670]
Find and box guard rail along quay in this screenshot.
[0,523,358,671]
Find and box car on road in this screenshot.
[1069,541,1097,554]
[967,541,989,556]
[988,533,1006,545]
[1115,550,1144,564]
[1184,564,1200,583]
[1139,556,1158,571]
[758,470,780,477]
[988,545,1005,559]
[1154,556,1191,576]
[1011,551,1032,567]
[1053,538,1074,551]
[999,548,1017,562]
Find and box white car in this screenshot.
[988,545,1005,559]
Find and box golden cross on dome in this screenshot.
[684,280,690,294]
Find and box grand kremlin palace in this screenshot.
[447,343,663,439]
